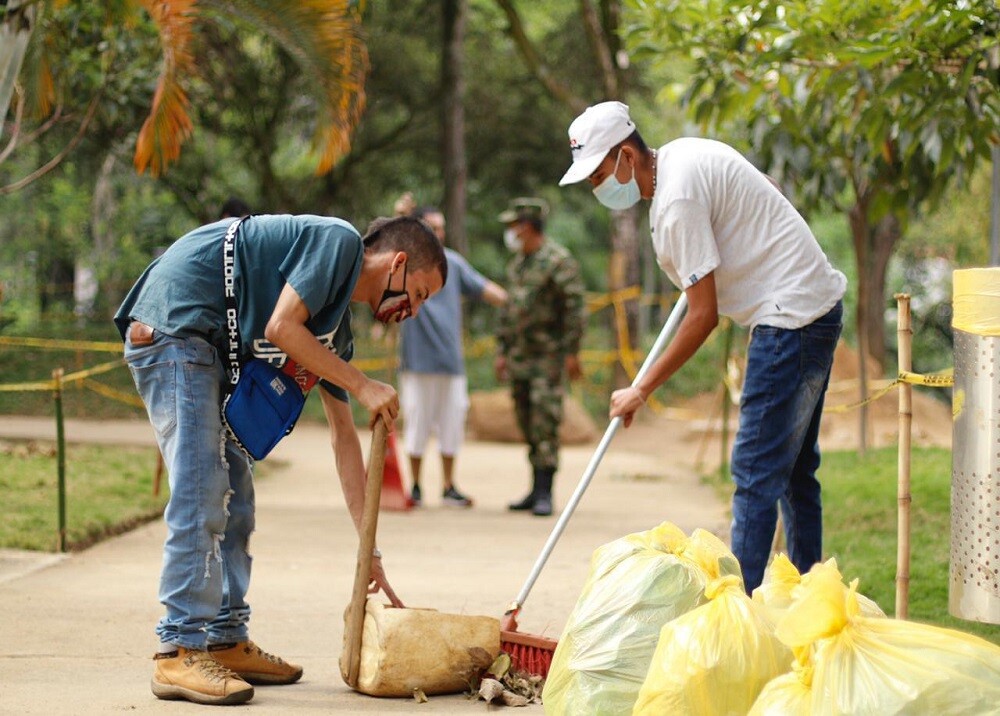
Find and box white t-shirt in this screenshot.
[649,137,846,329]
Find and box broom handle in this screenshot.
[509,293,689,611]
[341,417,389,689]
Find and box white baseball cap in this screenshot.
[558,101,636,186]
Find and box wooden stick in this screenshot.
[53,368,67,553]
[895,293,912,619]
[153,452,164,497]
[340,418,388,689]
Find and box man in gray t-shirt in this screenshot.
[398,204,507,508]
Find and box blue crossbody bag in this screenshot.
[220,217,306,460]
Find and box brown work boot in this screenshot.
[151,646,254,705]
[209,640,303,685]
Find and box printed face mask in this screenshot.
[592,149,641,210]
[374,265,411,324]
[503,227,522,252]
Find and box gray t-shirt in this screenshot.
[114,214,362,401]
[398,247,487,375]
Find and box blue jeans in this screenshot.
[730,301,842,593]
[125,330,255,650]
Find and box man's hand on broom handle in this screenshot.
[369,551,405,607]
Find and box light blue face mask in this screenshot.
[592,149,641,210]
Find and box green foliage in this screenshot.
[0,322,145,419]
[821,447,999,645]
[705,445,1000,644]
[624,0,1000,361]
[0,441,166,551]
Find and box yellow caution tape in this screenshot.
[824,381,900,414]
[953,268,1000,337]
[824,368,953,414]
[350,356,395,372]
[0,379,57,392]
[898,368,953,387]
[83,379,146,409]
[586,286,643,313]
[0,335,123,353]
[60,358,126,383]
[0,358,126,392]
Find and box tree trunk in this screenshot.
[848,200,872,453]
[868,213,901,366]
[90,152,119,316]
[441,0,468,255]
[610,205,641,386]
[0,0,35,141]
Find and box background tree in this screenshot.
[628,0,999,449]
[492,0,653,383]
[1,0,369,185]
[442,0,469,254]
[627,0,1000,369]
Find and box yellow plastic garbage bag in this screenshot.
[752,555,884,627]
[751,565,1000,715]
[634,574,792,715]
[747,654,813,716]
[542,523,741,715]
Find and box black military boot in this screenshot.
[531,468,554,517]
[508,473,537,511]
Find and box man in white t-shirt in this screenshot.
[558,101,847,593]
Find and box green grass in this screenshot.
[711,446,999,645]
[0,441,167,552]
[0,321,147,420]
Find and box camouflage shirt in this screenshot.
[497,240,585,379]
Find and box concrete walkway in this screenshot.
[0,413,728,715]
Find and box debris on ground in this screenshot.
[472,653,544,707]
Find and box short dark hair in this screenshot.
[362,216,448,285]
[220,196,251,219]
[613,129,648,156]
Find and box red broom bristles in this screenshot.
[500,630,558,678]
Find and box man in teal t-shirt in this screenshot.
[115,214,447,706]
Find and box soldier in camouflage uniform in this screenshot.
[495,198,586,517]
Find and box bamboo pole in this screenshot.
[53,368,67,553]
[153,453,164,497]
[895,293,912,619]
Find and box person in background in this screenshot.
[495,197,586,517]
[558,100,846,592]
[115,213,446,706]
[396,199,508,507]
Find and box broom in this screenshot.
[500,294,689,677]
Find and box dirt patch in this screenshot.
[676,341,952,453]
[466,389,598,445]
[465,342,951,459]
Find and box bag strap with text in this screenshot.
[222,217,249,395]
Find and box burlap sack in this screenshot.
[354,600,500,697]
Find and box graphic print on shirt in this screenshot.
[250,326,339,393]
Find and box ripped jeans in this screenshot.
[125,330,255,650]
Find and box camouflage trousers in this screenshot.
[511,375,564,471]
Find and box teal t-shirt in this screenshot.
[115,214,363,401]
